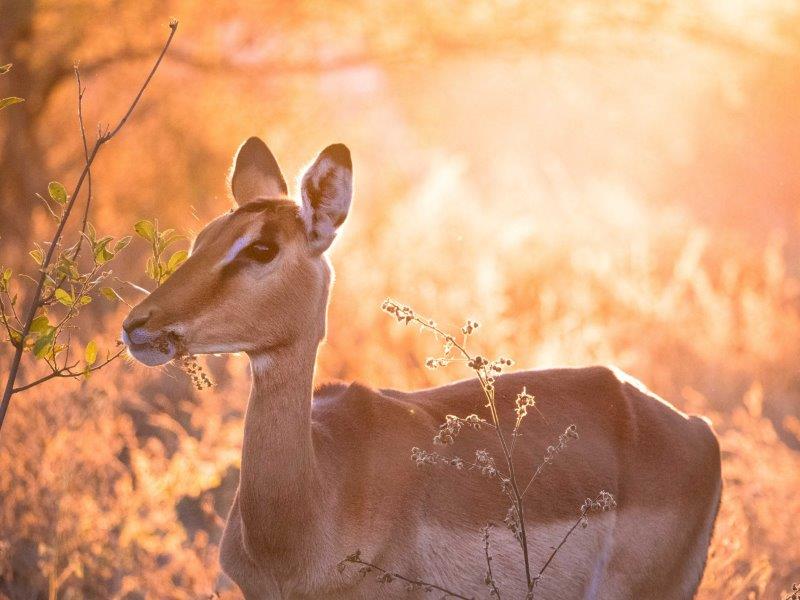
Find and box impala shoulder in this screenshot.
[312,381,429,430]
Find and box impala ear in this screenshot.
[300,144,352,254]
[230,137,288,205]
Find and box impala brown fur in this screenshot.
[122,137,722,599]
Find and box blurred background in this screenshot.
[2,0,800,597]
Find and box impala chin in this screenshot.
[121,329,178,366]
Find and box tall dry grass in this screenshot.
[1,174,799,597]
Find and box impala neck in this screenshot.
[239,334,323,558]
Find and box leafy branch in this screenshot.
[0,21,179,436]
[133,218,187,285]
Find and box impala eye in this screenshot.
[242,242,278,263]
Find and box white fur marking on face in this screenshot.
[218,229,258,268]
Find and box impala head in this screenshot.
[122,137,352,366]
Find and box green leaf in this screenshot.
[29,248,44,265]
[54,288,73,306]
[48,181,68,205]
[79,295,91,305]
[32,329,56,358]
[145,256,156,280]
[158,229,181,252]
[29,314,50,335]
[114,235,132,253]
[32,338,50,358]
[93,237,114,265]
[134,220,156,242]
[85,340,98,366]
[0,96,24,111]
[166,250,188,272]
[2,267,11,282]
[0,64,11,75]
[86,222,97,243]
[100,287,123,302]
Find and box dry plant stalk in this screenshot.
[339,299,616,599]
[0,21,179,435]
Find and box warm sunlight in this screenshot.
[1,1,799,598]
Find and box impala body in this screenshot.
[122,138,721,599]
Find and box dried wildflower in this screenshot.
[461,319,480,335]
[475,449,497,477]
[425,357,451,370]
[581,490,617,514]
[179,352,212,390]
[433,413,488,445]
[449,457,465,469]
[504,505,523,543]
[411,446,440,467]
[378,300,615,600]
[381,298,415,324]
[467,355,488,370]
[514,387,536,429]
[543,424,578,464]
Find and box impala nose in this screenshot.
[122,307,163,346]
[122,308,153,336]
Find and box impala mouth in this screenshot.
[122,328,179,367]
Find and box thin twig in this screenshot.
[0,21,178,435]
[482,525,502,599]
[69,65,93,261]
[106,21,177,141]
[0,295,19,345]
[12,347,125,394]
[342,554,474,600]
[529,512,586,596]
[520,461,548,498]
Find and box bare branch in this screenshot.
[339,551,474,600]
[483,525,502,599]
[521,425,579,498]
[0,295,19,347]
[529,492,616,598]
[69,65,93,261]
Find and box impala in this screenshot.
[122,137,722,599]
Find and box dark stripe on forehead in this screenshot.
[194,198,301,252]
[234,197,299,215]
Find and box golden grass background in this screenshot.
[2,1,800,598]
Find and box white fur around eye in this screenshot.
[218,232,256,268]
